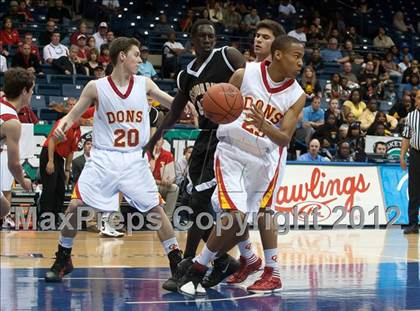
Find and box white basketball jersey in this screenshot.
[93,75,150,152]
[0,98,19,149]
[217,61,304,155]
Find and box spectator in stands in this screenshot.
[244,8,260,30]
[393,11,415,33]
[52,45,88,75]
[360,98,397,131]
[12,43,41,74]
[307,23,326,46]
[343,26,361,44]
[403,73,420,92]
[70,21,88,45]
[181,9,196,33]
[320,38,343,62]
[106,31,115,45]
[93,65,105,79]
[399,55,411,73]
[98,44,111,67]
[84,48,101,76]
[298,138,329,162]
[343,89,366,121]
[389,45,400,63]
[402,59,418,84]
[0,17,20,46]
[346,122,366,162]
[208,1,223,26]
[399,43,413,62]
[72,138,92,183]
[341,40,364,64]
[300,66,322,99]
[307,48,324,74]
[367,112,393,136]
[75,35,89,63]
[137,46,157,79]
[313,114,340,148]
[278,0,296,20]
[296,96,324,144]
[373,27,395,50]
[389,94,414,125]
[175,146,193,187]
[201,9,210,20]
[155,14,173,37]
[18,33,41,61]
[340,76,354,99]
[17,0,34,22]
[99,0,120,20]
[162,31,185,79]
[382,81,398,105]
[288,22,307,43]
[93,22,108,51]
[150,137,179,220]
[373,141,387,154]
[324,98,343,126]
[341,62,358,83]
[339,111,355,140]
[87,36,96,52]
[47,0,71,24]
[324,73,343,99]
[333,141,353,162]
[0,55,8,72]
[39,20,57,46]
[43,31,69,64]
[358,61,379,85]
[177,102,199,128]
[223,3,241,32]
[6,1,25,23]
[243,49,255,62]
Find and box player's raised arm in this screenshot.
[145,77,174,109]
[54,81,97,141]
[247,93,306,147]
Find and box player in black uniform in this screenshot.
[144,19,245,291]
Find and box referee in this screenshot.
[400,89,420,234]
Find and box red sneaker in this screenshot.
[226,256,262,284]
[247,267,282,293]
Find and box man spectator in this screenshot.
[93,22,108,51]
[373,141,387,154]
[402,59,418,84]
[72,138,92,183]
[52,45,88,75]
[360,98,398,131]
[175,146,193,187]
[12,43,41,74]
[70,21,88,45]
[162,31,185,78]
[0,17,20,46]
[39,20,57,46]
[47,0,71,24]
[137,46,157,79]
[296,96,325,144]
[18,33,41,61]
[298,139,330,162]
[93,65,105,79]
[154,14,173,37]
[278,0,296,19]
[333,141,354,162]
[341,62,359,83]
[288,22,307,43]
[100,0,120,17]
[150,138,179,220]
[75,34,89,63]
[359,61,379,84]
[244,8,260,30]
[373,27,395,49]
[321,38,343,62]
[106,31,115,44]
[43,31,69,64]
[223,3,242,31]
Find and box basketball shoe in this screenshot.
[162,256,192,292]
[226,256,262,284]
[100,216,124,237]
[178,261,208,296]
[201,254,241,288]
[247,267,282,293]
[44,245,73,282]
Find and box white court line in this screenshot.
[35,277,166,281]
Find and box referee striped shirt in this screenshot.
[402,109,420,150]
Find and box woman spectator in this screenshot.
[346,122,366,162]
[381,52,402,77]
[300,66,322,99]
[343,89,366,121]
[208,2,223,26]
[324,73,344,99]
[86,36,96,52]
[0,17,20,46]
[84,48,101,76]
[367,112,393,136]
[201,9,210,20]
[180,9,195,32]
[98,44,111,67]
[324,98,343,126]
[313,113,340,148]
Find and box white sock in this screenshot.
[59,235,74,249]
[238,239,259,264]
[194,244,218,266]
[162,237,179,255]
[264,248,279,270]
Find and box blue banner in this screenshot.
[379,165,420,224]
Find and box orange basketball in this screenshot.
[202,83,244,124]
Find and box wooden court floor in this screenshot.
[1,228,419,310]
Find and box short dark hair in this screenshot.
[373,141,386,153]
[271,35,303,55]
[191,19,215,38]
[3,68,35,100]
[256,19,285,37]
[109,37,140,66]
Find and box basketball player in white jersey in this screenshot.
[44,37,183,282]
[0,68,34,219]
[177,35,306,295]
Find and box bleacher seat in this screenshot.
[40,64,61,75]
[75,75,94,86]
[156,79,176,93]
[30,95,47,110]
[62,84,83,97]
[36,84,62,96]
[48,74,74,85]
[39,108,60,122]
[0,72,4,87]
[49,96,69,105]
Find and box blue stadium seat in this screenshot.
[36,84,62,96]
[75,75,95,86]
[62,84,83,97]
[49,96,69,105]
[39,108,60,122]
[48,74,74,85]
[0,72,4,87]
[40,64,61,75]
[156,79,176,92]
[31,95,47,110]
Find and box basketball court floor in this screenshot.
[1,228,419,310]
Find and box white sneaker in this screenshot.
[2,214,16,229]
[100,218,124,238]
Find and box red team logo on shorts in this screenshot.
[271,255,278,262]
[169,244,178,251]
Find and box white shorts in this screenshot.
[72,148,161,212]
[1,151,14,192]
[211,142,283,215]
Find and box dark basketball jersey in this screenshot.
[176,46,236,189]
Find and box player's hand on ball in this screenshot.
[246,103,266,130]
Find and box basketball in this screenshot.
[202,83,244,124]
